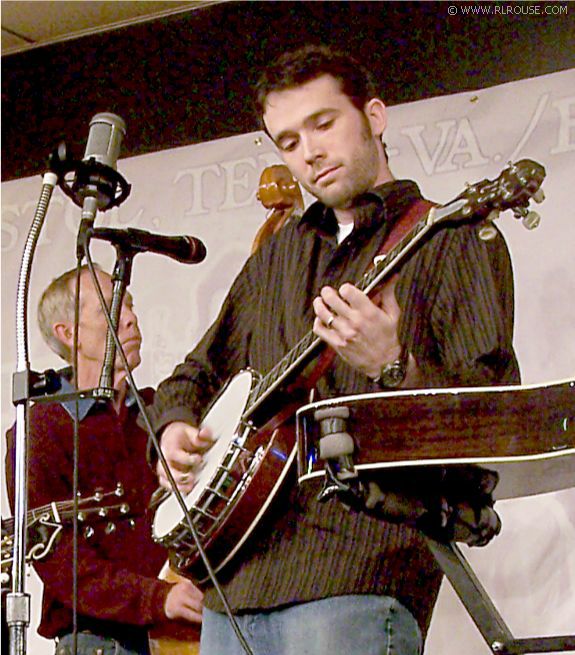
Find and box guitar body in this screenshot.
[297,379,575,500]
[148,563,201,655]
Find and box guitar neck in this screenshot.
[3,503,54,534]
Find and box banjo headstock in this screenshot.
[429,159,546,237]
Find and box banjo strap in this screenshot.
[302,198,435,391]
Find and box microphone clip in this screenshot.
[49,142,131,211]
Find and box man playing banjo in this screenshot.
[148,46,519,655]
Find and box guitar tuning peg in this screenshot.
[105,522,116,534]
[532,188,545,204]
[522,210,541,230]
[120,503,130,514]
[115,483,124,497]
[98,508,108,517]
[77,512,85,522]
[94,488,103,501]
[84,526,94,539]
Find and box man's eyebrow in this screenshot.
[272,108,338,143]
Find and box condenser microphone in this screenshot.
[90,227,207,264]
[83,113,126,170]
[57,112,131,215]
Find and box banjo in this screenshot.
[152,159,546,583]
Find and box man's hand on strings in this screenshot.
[312,277,403,378]
[156,421,214,494]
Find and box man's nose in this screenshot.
[120,303,137,328]
[301,133,324,165]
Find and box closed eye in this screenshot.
[317,119,334,131]
[278,136,299,152]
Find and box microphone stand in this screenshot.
[8,170,59,655]
[7,136,132,655]
[77,230,256,655]
[77,227,136,400]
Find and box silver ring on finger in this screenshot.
[326,314,335,328]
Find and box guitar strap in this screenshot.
[302,198,436,390]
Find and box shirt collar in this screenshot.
[58,368,136,421]
[297,179,423,238]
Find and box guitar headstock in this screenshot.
[431,159,546,237]
[1,484,132,586]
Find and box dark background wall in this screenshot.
[3,0,574,181]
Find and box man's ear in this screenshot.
[53,322,74,350]
[364,98,387,139]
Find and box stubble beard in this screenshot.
[306,120,380,209]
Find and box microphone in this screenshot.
[56,112,131,214]
[83,113,126,171]
[90,227,207,264]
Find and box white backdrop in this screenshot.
[2,69,574,654]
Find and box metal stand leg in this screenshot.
[425,537,575,654]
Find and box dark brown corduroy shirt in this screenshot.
[150,179,520,635]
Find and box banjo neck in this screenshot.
[244,200,458,418]
[244,157,547,419]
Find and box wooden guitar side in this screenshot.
[148,562,201,655]
[297,379,575,500]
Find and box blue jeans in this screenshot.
[200,595,422,655]
[56,631,149,655]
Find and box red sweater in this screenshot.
[5,382,171,644]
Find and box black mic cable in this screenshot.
[79,244,255,655]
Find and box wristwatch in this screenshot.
[372,349,408,389]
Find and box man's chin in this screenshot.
[311,182,356,209]
[115,353,141,373]
[317,192,354,210]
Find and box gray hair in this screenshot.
[37,264,103,361]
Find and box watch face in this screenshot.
[380,361,406,388]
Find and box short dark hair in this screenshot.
[255,45,379,124]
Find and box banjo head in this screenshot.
[153,370,254,541]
